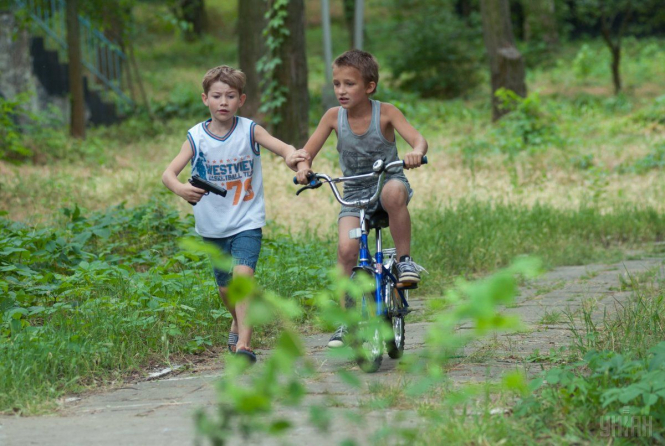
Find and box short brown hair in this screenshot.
[202,65,246,95]
[333,50,379,94]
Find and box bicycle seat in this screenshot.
[366,208,389,229]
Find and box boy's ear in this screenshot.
[201,92,208,105]
[239,93,247,107]
[366,81,377,95]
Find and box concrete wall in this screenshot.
[0,11,68,124]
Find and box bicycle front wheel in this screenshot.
[349,270,383,373]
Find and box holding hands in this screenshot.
[286,149,311,171]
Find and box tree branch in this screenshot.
[599,9,615,51]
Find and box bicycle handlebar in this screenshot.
[293,156,428,209]
[292,155,428,186]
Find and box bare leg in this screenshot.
[218,288,238,335]
[230,264,255,351]
[381,180,411,259]
[338,216,360,308]
[218,265,255,351]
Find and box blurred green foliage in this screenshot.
[387,0,484,98]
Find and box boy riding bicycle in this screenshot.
[295,50,428,348]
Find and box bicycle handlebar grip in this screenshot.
[401,155,428,167]
[293,172,317,186]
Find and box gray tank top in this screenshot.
[337,100,408,193]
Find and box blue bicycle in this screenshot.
[295,157,427,372]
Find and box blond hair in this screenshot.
[333,50,379,94]
[202,65,246,95]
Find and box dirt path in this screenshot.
[1,257,662,446]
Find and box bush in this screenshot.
[493,89,562,156]
[0,93,34,161]
[152,83,204,120]
[633,94,665,126]
[388,0,484,99]
[572,43,595,80]
[0,93,72,163]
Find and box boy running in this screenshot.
[163,65,309,363]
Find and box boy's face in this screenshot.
[202,81,246,125]
[332,65,376,109]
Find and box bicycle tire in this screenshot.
[349,270,383,373]
[385,283,406,359]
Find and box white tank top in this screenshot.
[188,116,265,238]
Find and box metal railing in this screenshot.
[14,0,133,106]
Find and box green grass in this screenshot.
[400,265,665,444]
[538,310,562,325]
[412,200,665,293]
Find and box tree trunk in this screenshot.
[273,0,309,147]
[480,0,527,121]
[66,0,86,138]
[343,0,355,49]
[610,45,621,94]
[238,0,268,120]
[180,0,205,40]
[522,0,558,48]
[599,10,627,96]
[456,0,474,18]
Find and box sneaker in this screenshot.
[327,325,348,348]
[396,256,421,284]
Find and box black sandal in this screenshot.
[228,332,238,353]
[235,348,257,364]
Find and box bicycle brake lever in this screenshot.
[295,180,323,196]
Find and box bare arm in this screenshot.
[295,107,338,183]
[253,125,309,171]
[162,140,206,203]
[384,103,428,169]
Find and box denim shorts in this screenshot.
[202,228,262,287]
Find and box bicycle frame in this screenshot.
[354,206,409,318]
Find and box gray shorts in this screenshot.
[338,177,413,220]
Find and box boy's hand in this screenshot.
[403,151,425,169]
[178,182,206,204]
[286,149,311,172]
[295,168,314,185]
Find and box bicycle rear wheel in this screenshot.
[384,282,406,359]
